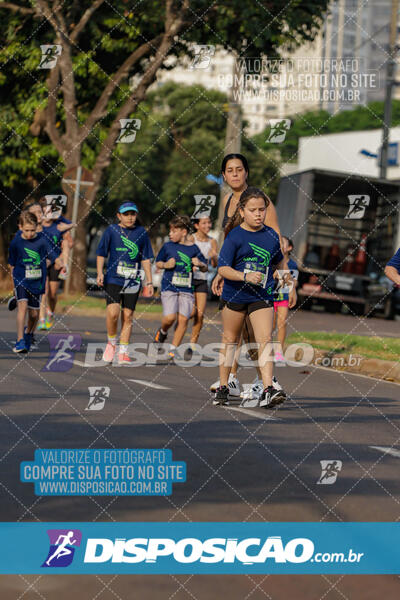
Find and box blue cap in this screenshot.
[118,202,138,214]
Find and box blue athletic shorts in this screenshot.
[15,285,42,309]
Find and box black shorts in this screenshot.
[104,283,140,310]
[193,279,208,293]
[220,299,273,315]
[48,264,61,282]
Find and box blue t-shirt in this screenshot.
[274,257,298,302]
[41,222,65,264]
[96,224,154,286]
[156,242,207,293]
[8,232,48,294]
[387,247,400,274]
[218,225,284,303]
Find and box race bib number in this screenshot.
[25,266,42,280]
[117,261,139,279]
[244,265,269,288]
[172,272,192,288]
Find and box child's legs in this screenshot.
[47,280,60,313]
[27,308,40,332]
[172,314,189,347]
[243,316,262,379]
[275,304,289,349]
[171,293,194,347]
[120,289,139,344]
[120,308,134,345]
[248,306,274,389]
[220,306,246,387]
[39,279,49,321]
[160,291,179,331]
[190,291,207,343]
[16,299,28,340]
[106,303,120,337]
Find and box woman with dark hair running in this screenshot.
[214,187,295,407]
[210,153,290,400]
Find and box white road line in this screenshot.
[370,445,400,458]
[223,406,280,421]
[128,379,170,390]
[73,360,104,368]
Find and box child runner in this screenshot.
[154,215,207,360]
[38,198,74,330]
[96,202,154,365]
[189,216,218,346]
[215,187,296,408]
[273,237,298,364]
[8,211,50,353]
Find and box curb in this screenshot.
[312,349,400,384]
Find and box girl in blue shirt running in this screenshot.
[215,187,296,409]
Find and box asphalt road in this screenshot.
[0,306,399,599]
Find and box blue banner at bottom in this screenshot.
[0,522,397,574]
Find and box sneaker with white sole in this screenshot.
[272,375,283,391]
[210,373,240,395]
[259,386,286,408]
[102,342,116,363]
[213,385,229,406]
[118,352,131,366]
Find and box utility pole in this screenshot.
[380,0,399,179]
[217,55,243,242]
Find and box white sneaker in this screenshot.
[210,374,240,396]
[241,377,263,400]
[272,376,283,391]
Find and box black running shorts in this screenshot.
[104,283,140,310]
[220,299,273,315]
[193,279,208,293]
[48,263,62,282]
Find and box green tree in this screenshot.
[0,0,329,291]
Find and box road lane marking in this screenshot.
[128,379,170,390]
[223,406,279,421]
[370,445,400,458]
[73,360,105,368]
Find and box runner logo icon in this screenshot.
[117,119,141,143]
[345,195,370,219]
[42,529,82,568]
[42,334,82,372]
[317,460,342,484]
[190,45,215,69]
[86,386,110,411]
[192,195,216,218]
[38,45,62,69]
[267,119,291,143]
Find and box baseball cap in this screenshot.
[118,202,138,214]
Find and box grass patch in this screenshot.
[57,294,163,314]
[286,331,400,362]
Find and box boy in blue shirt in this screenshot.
[154,216,207,359]
[96,202,154,365]
[385,247,400,286]
[8,211,50,353]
